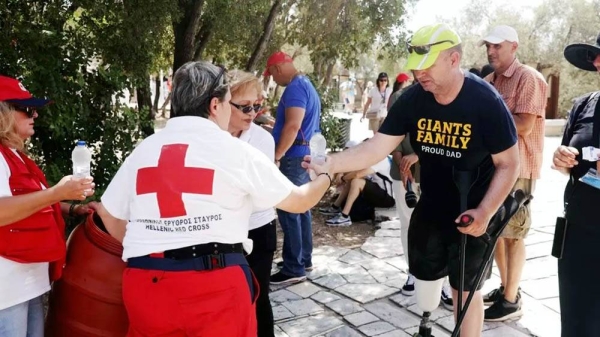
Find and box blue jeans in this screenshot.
[277,156,313,277]
[0,295,44,337]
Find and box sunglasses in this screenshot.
[230,102,262,114]
[10,104,36,118]
[407,40,455,55]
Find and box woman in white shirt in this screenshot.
[0,76,94,337]
[227,70,278,337]
[361,72,392,134]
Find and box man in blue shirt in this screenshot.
[264,51,321,285]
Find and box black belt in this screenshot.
[160,242,243,260]
[127,242,246,271]
[127,253,247,271]
[292,139,309,146]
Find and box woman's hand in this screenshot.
[52,176,95,201]
[71,203,94,216]
[552,146,579,173]
[400,153,419,173]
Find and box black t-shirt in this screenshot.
[561,92,600,225]
[379,72,518,221]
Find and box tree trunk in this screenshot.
[172,0,205,74]
[193,23,213,61]
[137,83,155,136]
[246,0,283,72]
[153,76,161,113]
[324,61,335,87]
[161,92,172,117]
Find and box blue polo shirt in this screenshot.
[272,75,321,158]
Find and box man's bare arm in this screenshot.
[275,107,305,160]
[512,113,537,136]
[478,143,520,216]
[330,133,403,174]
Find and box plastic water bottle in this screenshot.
[72,140,92,179]
[309,132,327,180]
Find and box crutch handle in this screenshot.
[459,214,473,227]
[458,214,492,242]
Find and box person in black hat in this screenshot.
[361,72,392,135]
[552,34,600,336]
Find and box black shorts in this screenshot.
[362,180,395,208]
[408,202,492,291]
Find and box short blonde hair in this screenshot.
[0,102,23,150]
[227,70,261,99]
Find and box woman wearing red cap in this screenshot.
[0,76,94,337]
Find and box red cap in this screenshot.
[0,76,51,107]
[263,51,293,77]
[396,73,410,83]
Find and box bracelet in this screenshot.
[318,172,333,186]
[68,203,78,218]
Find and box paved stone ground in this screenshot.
[270,121,565,337]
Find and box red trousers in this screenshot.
[122,265,257,337]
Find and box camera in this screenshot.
[405,180,418,208]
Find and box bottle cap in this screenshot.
[76,140,86,146]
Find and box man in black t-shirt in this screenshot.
[318,23,519,336]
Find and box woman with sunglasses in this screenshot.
[361,72,392,134]
[226,70,277,337]
[92,62,332,337]
[0,76,94,337]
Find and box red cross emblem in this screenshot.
[136,144,214,218]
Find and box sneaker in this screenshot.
[484,296,523,322]
[402,274,415,296]
[270,271,306,285]
[319,205,340,215]
[326,214,352,227]
[441,284,453,310]
[483,285,504,306]
[276,261,314,272]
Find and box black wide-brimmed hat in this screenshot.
[564,33,600,71]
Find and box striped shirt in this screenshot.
[485,59,548,179]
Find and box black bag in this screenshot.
[348,194,375,222]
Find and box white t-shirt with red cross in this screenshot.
[101,117,295,261]
[0,149,50,311]
[239,123,277,230]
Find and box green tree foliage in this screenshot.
[0,0,172,194]
[447,0,600,116]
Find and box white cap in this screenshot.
[478,25,519,46]
[345,140,359,148]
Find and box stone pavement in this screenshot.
[270,135,565,337]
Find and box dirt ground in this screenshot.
[274,190,377,260]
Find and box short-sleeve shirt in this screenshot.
[272,75,321,158]
[101,117,295,260]
[484,59,547,179]
[0,150,49,311]
[239,123,277,230]
[560,92,600,225]
[368,87,393,117]
[379,72,517,221]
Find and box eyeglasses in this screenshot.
[407,40,455,55]
[230,102,262,114]
[10,104,36,118]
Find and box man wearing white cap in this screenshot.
[478,25,548,322]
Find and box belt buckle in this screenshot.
[204,253,225,270]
